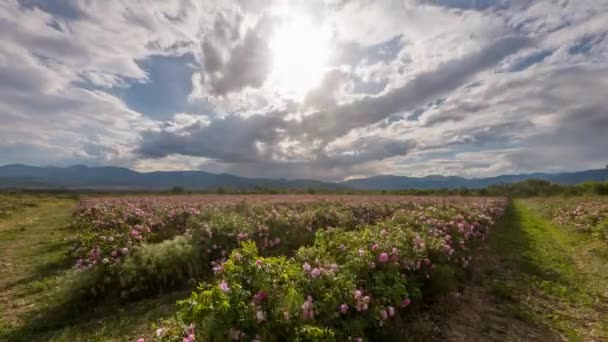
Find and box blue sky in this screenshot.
[1,0,607,180]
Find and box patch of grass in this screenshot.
[485,200,608,341]
[10,291,187,342]
[0,195,184,342]
[488,280,515,303]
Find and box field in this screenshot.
[0,194,606,341]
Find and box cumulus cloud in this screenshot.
[198,14,274,95]
[296,35,531,141]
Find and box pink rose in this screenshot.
[378,252,389,262]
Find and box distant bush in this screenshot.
[474,180,608,198]
[170,186,187,194]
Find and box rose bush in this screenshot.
[527,198,608,242]
[158,198,506,341]
[64,196,506,305]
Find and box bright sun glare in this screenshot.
[269,16,330,98]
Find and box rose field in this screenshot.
[523,197,608,243]
[1,195,606,341]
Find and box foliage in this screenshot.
[525,197,608,242]
[0,194,37,217]
[154,196,506,341]
[64,195,506,306]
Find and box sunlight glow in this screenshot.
[269,16,330,98]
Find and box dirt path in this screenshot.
[433,200,608,341]
[0,197,75,337]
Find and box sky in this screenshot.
[1,0,607,181]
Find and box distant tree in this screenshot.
[216,186,225,194]
[170,186,186,194]
[306,187,316,194]
[593,182,608,195]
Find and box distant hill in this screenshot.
[0,164,606,190]
[342,169,608,190]
[0,164,344,190]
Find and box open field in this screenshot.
[0,194,606,341]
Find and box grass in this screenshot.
[485,200,608,340]
[0,195,185,341]
[0,197,74,334]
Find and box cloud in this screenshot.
[205,23,273,95]
[296,35,531,140]
[137,112,288,162]
[1,0,607,181]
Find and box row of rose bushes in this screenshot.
[69,199,412,269]
[65,197,505,303]
[525,197,608,242]
[67,200,416,300]
[152,199,507,341]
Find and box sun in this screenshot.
[269,16,330,99]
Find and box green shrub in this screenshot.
[118,235,203,299]
[169,208,495,341]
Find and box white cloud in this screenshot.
[1,0,607,180]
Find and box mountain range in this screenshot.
[0,164,606,190]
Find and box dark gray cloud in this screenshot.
[136,113,418,179]
[137,112,288,162]
[322,137,418,167]
[200,137,416,181]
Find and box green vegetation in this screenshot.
[0,197,184,341]
[4,179,608,197]
[0,194,38,217]
[481,200,608,340]
[1,194,606,341]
